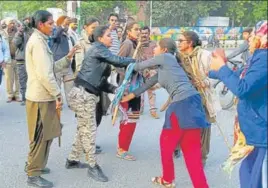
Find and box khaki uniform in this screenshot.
[1,29,20,98]
[25,29,71,176]
[75,32,91,75]
[67,86,99,167]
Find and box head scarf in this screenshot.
[254,20,267,48]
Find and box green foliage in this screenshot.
[0,1,137,23]
[0,1,66,20]
[150,1,221,26]
[80,1,138,24]
[147,0,267,27]
[0,0,266,27]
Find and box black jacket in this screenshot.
[51,26,74,61]
[75,42,135,96]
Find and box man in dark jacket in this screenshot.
[12,17,33,105]
[51,16,75,107]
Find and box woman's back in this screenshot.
[135,53,198,102]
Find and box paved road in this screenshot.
[0,49,241,188]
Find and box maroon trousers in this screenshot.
[160,112,209,188]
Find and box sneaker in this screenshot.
[87,164,108,182]
[150,111,160,119]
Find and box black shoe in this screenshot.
[96,145,101,150]
[174,149,181,159]
[87,164,108,182]
[27,176,53,188]
[21,101,26,106]
[25,162,50,174]
[65,159,89,169]
[95,147,102,154]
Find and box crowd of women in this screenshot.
[1,9,267,188]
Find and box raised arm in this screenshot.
[134,54,163,72]
[132,74,158,97]
[217,51,267,99]
[12,31,23,49]
[121,74,158,103]
[96,46,135,68]
[51,27,64,43]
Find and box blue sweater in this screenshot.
[209,49,267,147]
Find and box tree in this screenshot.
[224,1,267,27]
[80,1,138,24]
[0,1,66,20]
[147,1,221,27]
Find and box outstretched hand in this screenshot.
[121,93,135,103]
[67,45,81,60]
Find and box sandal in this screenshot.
[116,150,136,161]
[150,110,160,119]
[152,177,175,188]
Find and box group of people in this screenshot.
[0,9,267,188]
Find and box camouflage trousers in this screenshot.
[67,86,99,167]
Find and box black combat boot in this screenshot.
[27,176,53,188]
[87,163,108,182]
[65,159,89,169]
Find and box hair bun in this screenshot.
[31,17,36,28]
[197,39,202,46]
[88,34,95,43]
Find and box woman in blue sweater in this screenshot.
[209,20,267,188]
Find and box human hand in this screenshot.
[192,79,206,88]
[67,45,81,60]
[56,96,63,110]
[160,97,171,112]
[121,93,135,103]
[210,49,226,71]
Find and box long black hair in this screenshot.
[182,31,202,48]
[88,25,109,43]
[84,17,99,27]
[31,10,52,29]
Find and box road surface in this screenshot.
[0,49,241,188]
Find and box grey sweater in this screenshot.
[133,53,198,103]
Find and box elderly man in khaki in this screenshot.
[24,10,78,188]
[0,18,20,102]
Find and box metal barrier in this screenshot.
[150,34,242,49]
